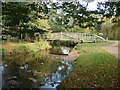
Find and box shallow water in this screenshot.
[2,47,73,88]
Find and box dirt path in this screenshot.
[64,41,120,62]
[64,50,80,62]
[102,41,120,60]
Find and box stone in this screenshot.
[19,66,24,69]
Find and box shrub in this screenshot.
[18,45,29,53]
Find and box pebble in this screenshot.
[40,83,45,86]
[50,82,54,87]
[6,76,17,80]
[28,77,37,83]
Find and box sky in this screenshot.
[52,0,106,10]
[86,0,106,10]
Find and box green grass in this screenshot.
[2,41,52,55]
[57,41,119,88]
[12,41,52,54]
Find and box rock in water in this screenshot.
[28,77,37,83]
[40,83,45,86]
[6,76,17,80]
[50,82,54,87]
[54,82,60,84]
[19,66,24,70]
[27,70,32,72]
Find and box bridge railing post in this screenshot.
[87,34,88,39]
[77,33,80,41]
[85,33,86,39]
[90,34,92,39]
[81,33,82,39]
[93,34,95,40]
[80,33,82,39]
[81,33,83,39]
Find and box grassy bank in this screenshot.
[58,41,119,88]
[1,40,52,55]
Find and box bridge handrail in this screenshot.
[45,32,106,41]
[93,34,106,41]
[61,33,77,40]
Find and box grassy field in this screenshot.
[58,41,119,88]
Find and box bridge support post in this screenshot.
[81,40,83,43]
[92,40,97,43]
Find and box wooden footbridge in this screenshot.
[45,32,106,42]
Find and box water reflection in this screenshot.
[2,47,73,88]
[41,61,72,88]
[50,46,72,55]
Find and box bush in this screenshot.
[4,41,52,55]
[18,45,29,53]
[35,41,51,50]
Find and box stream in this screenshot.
[2,46,73,89]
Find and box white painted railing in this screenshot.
[46,33,106,41]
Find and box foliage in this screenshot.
[2,2,30,37]
[29,18,51,34]
[100,17,120,40]
[97,2,120,40]
[48,1,99,32]
[2,1,120,40]
[97,2,120,18]
[3,41,51,55]
[35,40,51,49]
[2,2,51,38]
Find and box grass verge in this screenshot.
[57,41,119,88]
[1,40,52,55]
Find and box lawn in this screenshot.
[57,41,119,88]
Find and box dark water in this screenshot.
[2,47,73,89]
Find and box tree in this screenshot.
[97,2,120,18]
[29,18,51,34]
[97,1,120,40]
[2,2,30,37]
[48,1,99,33]
[2,2,51,39]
